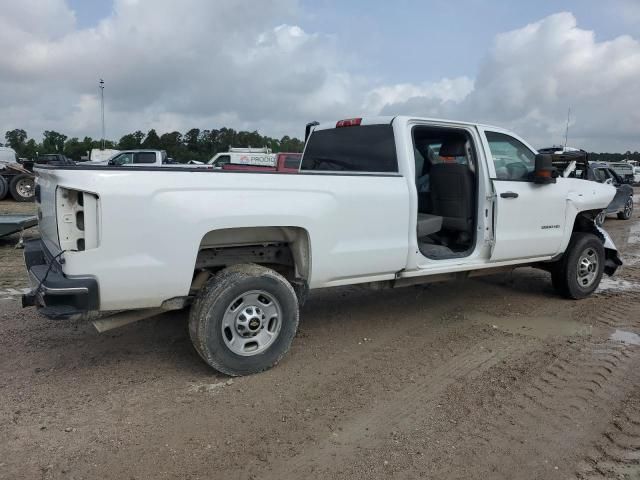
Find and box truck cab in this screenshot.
[107,150,169,166]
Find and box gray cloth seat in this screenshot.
[417,213,443,237]
[429,140,474,233]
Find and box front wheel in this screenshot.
[617,197,634,220]
[189,264,299,376]
[551,233,604,299]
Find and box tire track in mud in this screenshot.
[256,338,526,480]
[576,394,640,479]
[418,341,640,479]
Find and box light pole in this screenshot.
[99,78,105,150]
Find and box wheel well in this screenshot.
[193,226,311,285]
[572,210,602,236]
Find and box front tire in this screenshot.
[189,264,299,376]
[617,197,633,220]
[9,174,35,202]
[551,233,604,299]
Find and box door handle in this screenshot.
[500,191,519,199]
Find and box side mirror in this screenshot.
[533,154,557,184]
[108,160,115,166]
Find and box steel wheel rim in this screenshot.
[222,290,282,356]
[16,178,34,198]
[624,198,633,217]
[576,247,599,288]
[595,211,606,226]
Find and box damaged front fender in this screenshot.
[594,225,623,276]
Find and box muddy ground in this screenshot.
[1,196,640,480]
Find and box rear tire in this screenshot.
[189,264,299,376]
[551,233,604,299]
[9,174,35,202]
[617,197,633,220]
[595,210,606,227]
[0,176,8,201]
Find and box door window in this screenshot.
[485,131,536,181]
[111,152,134,165]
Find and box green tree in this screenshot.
[23,139,39,159]
[4,129,28,156]
[42,130,67,153]
[142,129,161,149]
[63,137,88,160]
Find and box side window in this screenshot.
[485,131,536,181]
[112,153,134,165]
[301,125,398,172]
[592,168,607,183]
[134,152,157,164]
[214,155,231,167]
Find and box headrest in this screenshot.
[439,139,467,157]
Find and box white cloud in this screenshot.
[365,77,474,114]
[0,5,638,152]
[380,12,640,151]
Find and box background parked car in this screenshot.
[545,149,633,226]
[589,163,634,225]
[607,161,635,184]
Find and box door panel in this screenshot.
[490,179,569,261]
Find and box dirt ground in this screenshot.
[1,196,640,480]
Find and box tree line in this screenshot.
[588,151,640,163]
[2,128,305,163]
[3,128,639,164]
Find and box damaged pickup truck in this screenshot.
[22,116,622,375]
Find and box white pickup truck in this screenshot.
[23,116,622,375]
[89,149,172,166]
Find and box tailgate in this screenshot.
[34,168,61,254]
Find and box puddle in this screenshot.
[610,329,640,346]
[472,312,592,339]
[597,277,640,293]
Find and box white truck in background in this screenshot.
[88,148,120,162]
[23,116,621,376]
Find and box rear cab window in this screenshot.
[134,152,157,164]
[301,124,398,173]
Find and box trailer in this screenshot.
[0,163,35,202]
[0,214,37,238]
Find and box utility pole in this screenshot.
[99,78,105,150]
[563,107,571,150]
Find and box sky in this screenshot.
[2,0,640,151]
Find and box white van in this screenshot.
[208,147,277,168]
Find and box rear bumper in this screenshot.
[21,239,99,319]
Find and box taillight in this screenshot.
[336,118,362,128]
[57,187,99,251]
